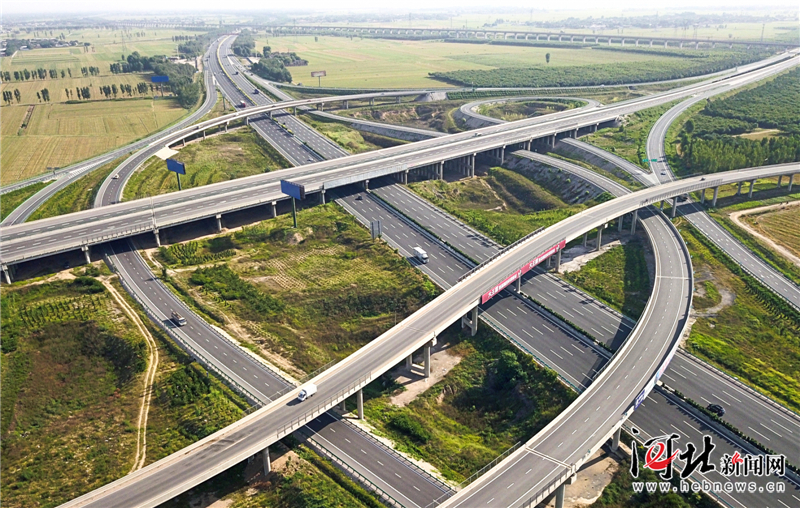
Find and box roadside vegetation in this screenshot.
[583,102,677,169]
[0,181,49,221]
[158,205,438,375]
[562,240,652,319]
[476,98,580,122]
[409,166,609,245]
[299,115,408,153]
[668,68,800,176]
[124,126,289,201]
[363,324,575,483]
[27,155,127,221]
[337,100,468,133]
[430,49,769,88]
[677,222,800,413]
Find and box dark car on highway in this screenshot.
[707,403,726,417]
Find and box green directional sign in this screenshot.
[651,158,659,162]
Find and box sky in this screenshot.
[4,1,798,16]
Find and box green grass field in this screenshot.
[363,324,574,483]
[1,99,189,185]
[741,205,800,260]
[337,101,468,133]
[299,115,407,153]
[678,223,800,413]
[260,36,680,88]
[562,240,652,319]
[477,99,578,122]
[162,205,438,375]
[123,126,289,201]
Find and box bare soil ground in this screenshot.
[730,201,800,267]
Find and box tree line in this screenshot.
[105,51,200,108]
[4,66,100,82]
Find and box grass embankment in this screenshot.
[364,324,575,483]
[562,240,652,319]
[410,166,605,245]
[477,98,579,122]
[27,155,127,221]
[337,100,469,133]
[299,114,408,153]
[0,181,49,221]
[1,99,191,186]
[160,204,438,375]
[583,101,677,170]
[678,223,800,413]
[124,126,289,200]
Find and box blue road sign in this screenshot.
[166,159,186,175]
[151,75,169,83]
[281,180,305,200]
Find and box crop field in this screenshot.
[337,100,469,133]
[2,73,161,104]
[1,99,188,185]
[741,205,800,260]
[260,35,675,88]
[123,126,289,201]
[678,223,800,413]
[161,205,438,375]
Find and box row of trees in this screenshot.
[2,90,21,104]
[104,51,201,108]
[97,82,151,98]
[4,66,99,82]
[680,135,800,173]
[37,89,52,102]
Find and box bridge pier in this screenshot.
[343,100,348,109]
[749,180,755,198]
[712,186,720,207]
[437,161,444,180]
[406,354,413,369]
[611,427,622,451]
[583,231,588,248]
[554,475,577,508]
[202,130,206,139]
[631,210,638,234]
[225,122,228,132]
[423,341,432,378]
[2,265,11,284]
[340,399,346,412]
[554,249,562,272]
[596,226,603,251]
[736,181,743,195]
[671,196,678,218]
[700,189,706,204]
[364,179,370,191]
[461,306,479,336]
[270,201,277,218]
[215,214,223,232]
[618,215,625,233]
[263,447,271,475]
[403,170,409,185]
[154,229,161,247]
[660,200,665,210]
[778,175,783,187]
[789,174,794,191]
[82,245,91,265]
[319,190,326,204]
[246,116,250,125]
[357,388,364,420]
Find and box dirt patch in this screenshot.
[695,287,736,317]
[543,449,619,508]
[558,233,631,274]
[388,340,463,407]
[729,201,800,268]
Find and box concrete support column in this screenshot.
[154,230,161,247]
[789,175,794,192]
[515,276,521,292]
[778,175,783,187]
[2,265,12,284]
[555,484,566,508]
[369,98,374,106]
[749,180,755,198]
[438,161,444,180]
[583,231,589,247]
[596,227,603,251]
[269,111,273,119]
[712,186,720,207]
[396,96,401,104]
[461,306,478,336]
[611,427,621,451]
[246,116,250,125]
[618,215,624,233]
[215,214,223,232]
[555,249,562,272]
[364,179,370,191]
[344,100,348,109]
[202,130,206,139]
[270,202,277,218]
[340,399,346,412]
[671,196,678,218]
[403,170,409,185]
[660,200,665,210]
[225,122,228,132]
[82,245,91,264]
[551,135,556,149]
[263,447,271,475]
[319,190,326,204]
[500,146,505,164]
[631,210,638,235]
[182,138,186,147]
[470,154,476,177]
[357,389,364,420]
[736,181,743,195]
[423,342,432,378]
[406,354,413,368]
[700,189,706,204]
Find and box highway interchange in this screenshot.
[2,33,799,508]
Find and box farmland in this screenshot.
[1,99,189,185]
[260,35,680,89]
[123,126,289,201]
[740,205,800,263]
[159,205,438,375]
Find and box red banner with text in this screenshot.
[481,239,566,304]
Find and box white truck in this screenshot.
[297,383,317,402]
[413,247,429,264]
[171,311,187,326]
